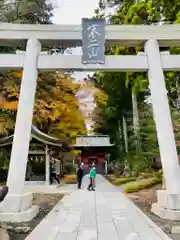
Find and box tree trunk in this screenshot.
[122,115,128,153]
[117,120,122,156]
[176,73,180,108]
[132,93,141,152]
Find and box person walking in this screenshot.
[50,162,60,185]
[77,163,84,189]
[87,163,96,191]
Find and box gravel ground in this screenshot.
[127,185,180,240]
[7,193,64,240]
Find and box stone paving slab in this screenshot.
[24,183,77,194]
[25,175,172,240]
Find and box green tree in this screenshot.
[92,71,133,163]
[0,0,53,24]
[92,0,180,173]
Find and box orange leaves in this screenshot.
[0,71,21,135]
[53,74,78,95]
[9,71,23,79]
[0,70,86,140]
[0,101,18,111]
[16,72,23,78]
[33,99,50,123]
[34,72,87,142]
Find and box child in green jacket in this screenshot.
[87,164,96,191]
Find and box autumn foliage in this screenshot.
[0,71,86,143]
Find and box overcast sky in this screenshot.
[52,0,99,24]
[51,0,100,129]
[52,0,99,81]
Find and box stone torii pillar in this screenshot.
[0,38,41,222]
[145,39,180,220]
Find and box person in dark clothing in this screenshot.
[77,164,84,189]
[50,162,60,185]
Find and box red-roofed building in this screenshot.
[72,135,114,174]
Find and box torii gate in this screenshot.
[0,23,180,222]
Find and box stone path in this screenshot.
[24,182,77,194]
[25,175,172,240]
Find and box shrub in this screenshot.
[124,177,162,193]
[0,169,7,183]
[114,170,121,177]
[138,172,154,179]
[63,163,76,175]
[153,170,163,179]
[107,164,114,174]
[106,175,116,183]
[127,153,152,176]
[61,174,77,184]
[113,177,136,185]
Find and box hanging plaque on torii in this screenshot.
[81,18,105,64]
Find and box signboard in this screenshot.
[82,18,105,64]
[76,136,111,146]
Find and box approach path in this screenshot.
[25,175,171,240]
